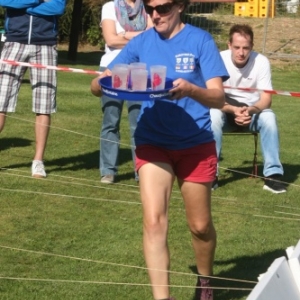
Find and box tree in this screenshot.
[68,0,83,61]
[64,0,106,61]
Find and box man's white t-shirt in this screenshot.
[99,1,124,68]
[221,49,273,106]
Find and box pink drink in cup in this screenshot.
[150,65,167,90]
[111,64,129,90]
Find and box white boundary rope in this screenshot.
[0,245,257,285]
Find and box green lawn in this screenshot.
[0,51,300,300]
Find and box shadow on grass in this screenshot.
[217,162,299,189]
[0,137,32,151]
[1,145,135,180]
[189,248,287,300]
[58,50,104,67]
[45,147,135,181]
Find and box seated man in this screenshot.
[210,24,286,194]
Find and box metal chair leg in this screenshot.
[252,133,258,177]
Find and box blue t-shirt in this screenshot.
[108,24,229,150]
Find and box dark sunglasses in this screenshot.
[144,2,175,15]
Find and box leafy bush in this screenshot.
[58,0,104,47]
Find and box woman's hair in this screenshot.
[229,24,254,44]
[142,0,190,16]
[173,0,190,12]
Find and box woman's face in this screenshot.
[144,0,183,38]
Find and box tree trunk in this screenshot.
[68,0,83,61]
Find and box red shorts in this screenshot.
[135,142,217,183]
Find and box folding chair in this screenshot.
[223,132,258,177]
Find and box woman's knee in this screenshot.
[189,220,214,238]
[144,216,168,239]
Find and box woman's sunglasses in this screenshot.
[144,2,175,15]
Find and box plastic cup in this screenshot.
[111,65,129,90]
[128,63,147,89]
[150,65,167,91]
[130,69,148,91]
[129,62,147,70]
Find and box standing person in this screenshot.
[91,0,229,298]
[210,24,286,194]
[99,0,153,184]
[0,0,66,178]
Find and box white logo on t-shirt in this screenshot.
[175,53,195,73]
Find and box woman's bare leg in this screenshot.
[139,162,175,300]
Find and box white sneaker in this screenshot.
[100,175,115,184]
[31,160,46,178]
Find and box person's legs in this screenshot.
[0,42,28,133]
[0,112,6,132]
[209,109,225,160]
[175,142,216,299]
[100,95,123,178]
[126,100,141,180]
[249,109,283,177]
[210,108,226,189]
[30,45,57,177]
[31,113,51,178]
[138,161,175,299]
[34,113,51,161]
[180,181,216,274]
[179,182,215,300]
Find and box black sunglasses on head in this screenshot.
[144,2,175,15]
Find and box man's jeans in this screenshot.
[210,108,283,177]
[100,94,141,179]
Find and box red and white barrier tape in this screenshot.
[0,59,299,97]
[224,86,300,98]
[0,59,102,76]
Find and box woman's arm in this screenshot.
[103,14,153,48]
[102,19,129,49]
[170,77,225,108]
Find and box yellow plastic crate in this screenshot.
[247,2,259,17]
[248,0,258,3]
[259,0,275,17]
[234,2,248,16]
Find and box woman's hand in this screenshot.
[169,78,191,100]
[90,69,112,97]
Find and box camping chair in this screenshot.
[224,131,258,177]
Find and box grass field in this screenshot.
[0,50,300,300]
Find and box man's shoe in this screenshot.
[195,277,213,300]
[211,177,218,191]
[31,160,46,178]
[263,174,287,194]
[100,175,115,184]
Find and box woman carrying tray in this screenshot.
[91,0,229,298]
[98,0,153,184]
